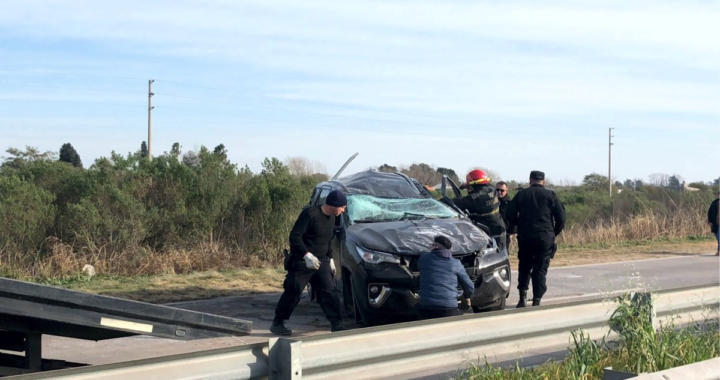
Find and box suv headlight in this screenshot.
[356,246,401,264]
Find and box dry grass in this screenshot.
[557,208,707,247]
[32,239,716,304]
[1,237,275,280]
[41,267,287,304]
[2,207,716,304]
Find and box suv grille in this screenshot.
[405,253,480,293]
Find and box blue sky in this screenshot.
[1,0,718,184]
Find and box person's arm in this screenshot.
[456,262,474,299]
[289,209,311,256]
[505,194,519,232]
[552,193,566,236]
[708,202,716,225]
[451,196,463,207]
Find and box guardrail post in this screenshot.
[631,292,658,331]
[269,337,302,380]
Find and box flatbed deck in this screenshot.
[0,277,252,376]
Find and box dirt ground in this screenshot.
[57,240,718,304]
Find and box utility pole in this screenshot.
[148,79,155,160]
[608,127,614,197]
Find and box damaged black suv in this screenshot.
[307,167,511,327]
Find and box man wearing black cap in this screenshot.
[271,189,348,335]
[505,170,566,308]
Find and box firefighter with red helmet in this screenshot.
[452,169,507,248]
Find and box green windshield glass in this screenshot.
[347,194,458,223]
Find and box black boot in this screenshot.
[270,318,292,336]
[516,290,527,308]
[330,319,347,332]
[532,298,541,306]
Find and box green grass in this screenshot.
[452,293,720,380]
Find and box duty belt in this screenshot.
[470,208,499,218]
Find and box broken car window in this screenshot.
[347,194,457,223]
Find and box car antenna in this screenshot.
[332,152,359,180]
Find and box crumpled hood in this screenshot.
[348,218,489,255]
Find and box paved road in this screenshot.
[35,253,720,366]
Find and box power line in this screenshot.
[0,98,145,108]
[0,82,145,94]
[154,92,601,138]
[154,78,521,125]
[0,69,148,82]
[154,105,598,146]
[154,78,605,133]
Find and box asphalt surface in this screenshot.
[27,253,720,368]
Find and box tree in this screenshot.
[213,144,227,160]
[140,141,149,158]
[170,142,181,160]
[582,173,609,191]
[624,179,635,189]
[1,146,58,170]
[182,150,201,168]
[284,156,328,176]
[668,175,681,187]
[648,173,670,187]
[614,181,623,189]
[377,164,398,173]
[436,167,459,183]
[59,143,83,168]
[401,163,441,185]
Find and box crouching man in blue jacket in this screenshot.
[416,235,475,320]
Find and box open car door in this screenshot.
[440,175,467,217]
[332,152,359,180]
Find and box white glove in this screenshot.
[304,253,321,270]
[330,258,336,275]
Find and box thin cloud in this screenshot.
[0,0,717,182]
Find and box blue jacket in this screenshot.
[417,248,475,310]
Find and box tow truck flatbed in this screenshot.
[0,277,252,376]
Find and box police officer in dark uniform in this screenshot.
[453,169,506,248]
[271,190,348,336]
[496,181,516,251]
[505,170,565,307]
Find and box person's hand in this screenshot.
[459,296,471,310]
[330,258,336,275]
[304,253,321,270]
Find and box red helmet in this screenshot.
[466,169,491,185]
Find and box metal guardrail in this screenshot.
[7,284,719,380]
[630,357,720,379]
[603,357,720,380]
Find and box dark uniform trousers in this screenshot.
[516,234,555,300]
[275,256,343,322]
[415,305,463,320]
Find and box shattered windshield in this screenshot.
[347,194,458,223]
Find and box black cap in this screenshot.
[530,170,545,180]
[325,190,347,207]
[433,235,452,250]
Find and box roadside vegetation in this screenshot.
[0,143,717,283]
[452,292,720,380]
